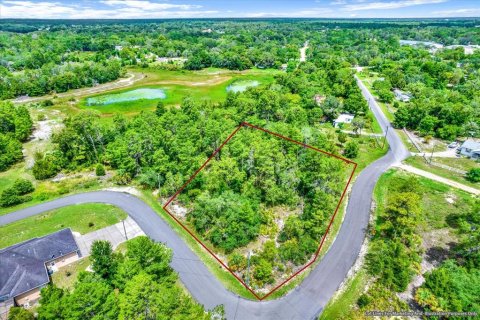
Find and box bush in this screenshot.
[357,294,371,308]
[7,307,34,320]
[0,188,22,207]
[228,252,247,272]
[32,154,60,180]
[466,168,480,183]
[12,178,35,195]
[344,140,359,159]
[253,259,273,286]
[0,179,34,207]
[338,132,348,144]
[95,163,106,176]
[42,99,54,107]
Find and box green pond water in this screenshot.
[226,80,260,93]
[86,88,166,106]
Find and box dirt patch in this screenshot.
[445,193,456,204]
[397,228,457,306]
[156,75,232,87]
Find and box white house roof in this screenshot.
[334,114,354,123]
[461,140,480,151]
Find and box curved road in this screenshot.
[0,76,409,319]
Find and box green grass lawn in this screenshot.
[0,203,127,249]
[78,68,279,116]
[319,270,368,320]
[404,156,479,190]
[433,156,480,171]
[51,257,91,290]
[0,164,33,194]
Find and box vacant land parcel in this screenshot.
[164,122,356,299]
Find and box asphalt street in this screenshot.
[0,76,410,319]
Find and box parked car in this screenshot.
[448,141,459,148]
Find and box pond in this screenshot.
[226,80,260,93]
[86,88,166,106]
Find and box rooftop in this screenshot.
[461,140,480,151]
[0,229,79,300]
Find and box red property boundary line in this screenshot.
[163,122,358,300]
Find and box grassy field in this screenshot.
[0,164,33,194]
[433,156,480,171]
[0,203,127,249]
[51,257,91,290]
[404,156,479,190]
[78,68,279,115]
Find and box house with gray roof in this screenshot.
[459,140,480,159]
[0,229,80,317]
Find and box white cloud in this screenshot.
[0,0,218,19]
[246,7,334,18]
[100,0,201,11]
[343,0,447,11]
[432,8,480,16]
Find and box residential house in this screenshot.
[394,89,412,102]
[0,229,80,318]
[333,114,354,128]
[459,140,480,159]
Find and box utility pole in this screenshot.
[122,219,128,240]
[382,125,389,149]
[246,251,251,287]
[430,143,435,164]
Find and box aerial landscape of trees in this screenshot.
[0,17,479,316]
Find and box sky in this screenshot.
[1,0,479,19]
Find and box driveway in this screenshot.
[73,216,145,256]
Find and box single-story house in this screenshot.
[333,114,354,128]
[459,140,480,159]
[0,229,80,317]
[394,89,412,102]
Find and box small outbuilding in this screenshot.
[333,114,354,128]
[459,140,480,159]
[394,89,412,102]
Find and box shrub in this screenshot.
[32,154,60,180]
[95,163,106,176]
[466,168,480,183]
[228,252,247,272]
[0,188,22,207]
[12,178,35,195]
[7,307,34,320]
[344,140,359,159]
[253,259,274,286]
[338,132,348,144]
[0,179,34,207]
[357,294,371,308]
[42,99,54,107]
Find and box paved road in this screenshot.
[0,76,409,319]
